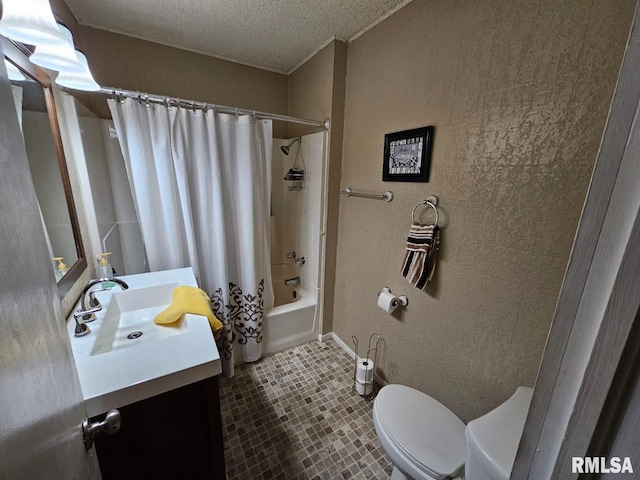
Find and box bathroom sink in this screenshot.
[67,267,221,417]
[91,283,184,356]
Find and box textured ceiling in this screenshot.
[63,0,409,74]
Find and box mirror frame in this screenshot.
[2,37,87,298]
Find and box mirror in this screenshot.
[3,38,87,297]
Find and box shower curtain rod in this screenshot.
[90,86,331,130]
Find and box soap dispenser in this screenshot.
[98,252,113,279]
[53,257,68,281]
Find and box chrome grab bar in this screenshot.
[340,187,394,202]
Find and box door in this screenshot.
[0,47,101,478]
[512,2,640,477]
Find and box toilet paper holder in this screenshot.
[351,333,382,400]
[377,286,408,308]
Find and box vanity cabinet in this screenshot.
[93,376,226,479]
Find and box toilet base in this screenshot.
[390,465,464,480]
[391,466,411,480]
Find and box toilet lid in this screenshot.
[375,385,466,480]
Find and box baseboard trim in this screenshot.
[328,332,354,358]
[318,332,333,342]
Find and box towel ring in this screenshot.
[412,195,439,225]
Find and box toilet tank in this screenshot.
[464,387,534,480]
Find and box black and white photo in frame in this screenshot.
[382,126,433,182]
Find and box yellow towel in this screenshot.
[154,286,223,341]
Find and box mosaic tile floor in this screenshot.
[219,340,392,479]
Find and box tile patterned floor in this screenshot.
[219,340,392,479]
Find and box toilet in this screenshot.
[373,385,533,480]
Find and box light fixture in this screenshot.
[0,0,67,48]
[30,24,83,73]
[54,50,100,91]
[4,60,26,81]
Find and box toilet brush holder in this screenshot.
[351,333,381,400]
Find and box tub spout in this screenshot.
[284,276,300,286]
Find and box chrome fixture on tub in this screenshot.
[281,137,301,155]
[78,277,129,322]
[286,251,305,265]
[284,276,301,286]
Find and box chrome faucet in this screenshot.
[284,276,300,286]
[78,278,129,322]
[87,286,113,308]
[294,256,305,265]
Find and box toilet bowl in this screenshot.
[373,384,533,480]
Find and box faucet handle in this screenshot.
[73,307,100,338]
[74,307,101,321]
[75,305,102,324]
[286,251,296,259]
[75,304,102,323]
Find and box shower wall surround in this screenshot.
[332,0,635,422]
[271,132,326,292]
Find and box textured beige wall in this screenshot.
[324,42,348,334]
[75,26,289,137]
[288,42,335,138]
[288,41,348,334]
[333,0,634,422]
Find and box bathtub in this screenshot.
[264,264,318,354]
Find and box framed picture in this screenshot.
[382,126,433,182]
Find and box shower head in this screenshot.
[281,137,301,155]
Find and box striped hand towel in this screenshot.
[401,222,440,289]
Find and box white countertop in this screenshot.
[67,267,222,417]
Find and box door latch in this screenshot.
[82,409,121,450]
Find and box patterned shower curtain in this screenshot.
[108,98,274,377]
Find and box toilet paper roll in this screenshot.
[356,359,374,383]
[355,378,374,396]
[377,289,399,313]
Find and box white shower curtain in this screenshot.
[108,98,274,376]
